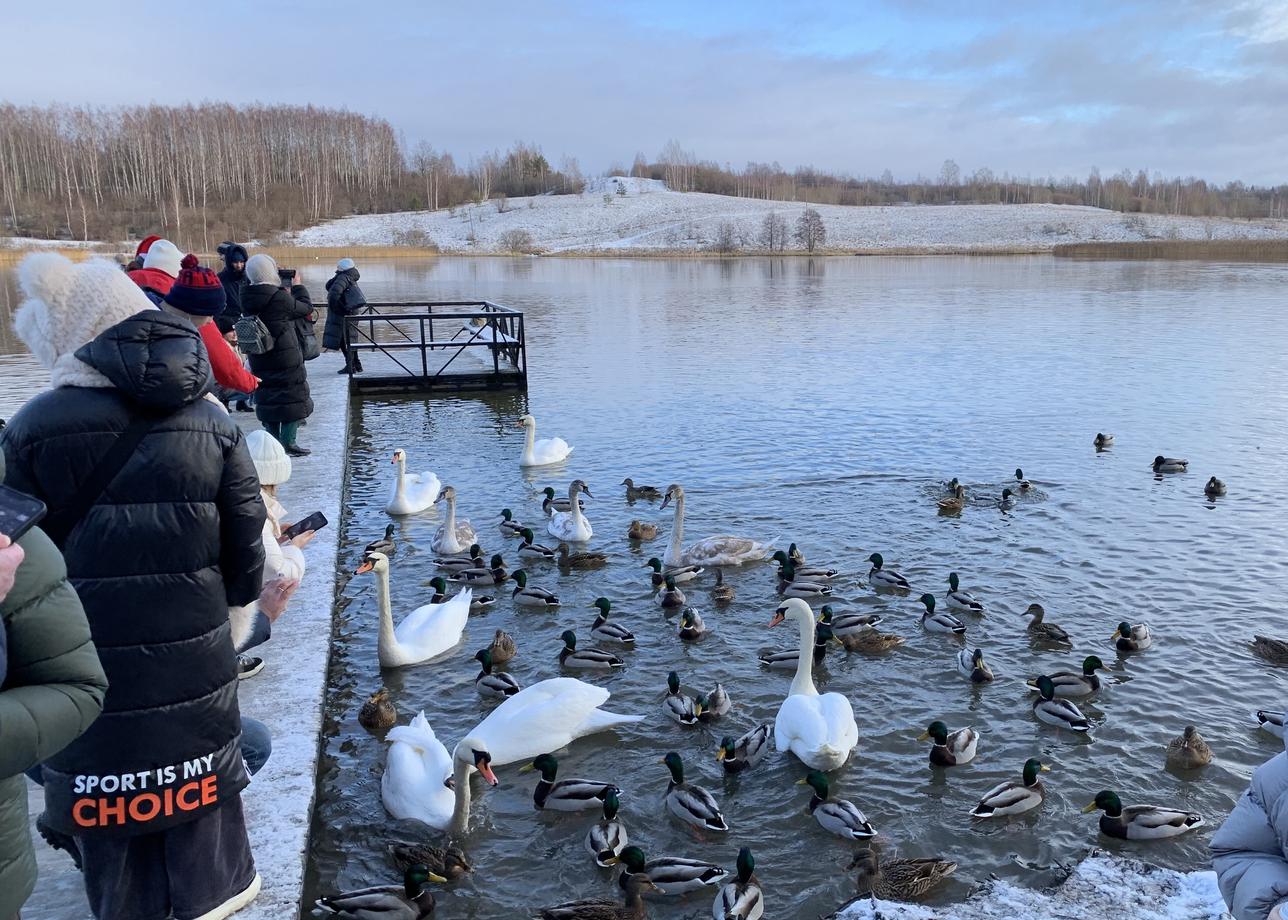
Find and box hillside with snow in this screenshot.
[291,176,1288,255]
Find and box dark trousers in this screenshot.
[77,795,255,920]
[261,420,301,448]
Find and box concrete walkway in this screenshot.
[24,351,349,919]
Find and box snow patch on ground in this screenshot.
[831,851,1230,920]
[292,176,1288,254]
[1,237,103,250]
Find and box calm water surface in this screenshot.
[4,255,1288,917]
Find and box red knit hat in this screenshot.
[164,254,226,316]
[135,235,162,261]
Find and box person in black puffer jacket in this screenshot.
[323,258,367,373]
[215,242,248,335]
[243,254,314,456]
[2,253,266,920]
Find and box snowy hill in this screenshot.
[291,176,1288,255]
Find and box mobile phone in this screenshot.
[281,510,327,541]
[277,268,296,282]
[0,484,47,543]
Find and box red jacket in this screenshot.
[128,268,257,393]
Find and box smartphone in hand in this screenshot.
[281,510,327,541]
[0,484,47,542]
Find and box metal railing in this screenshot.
[332,301,527,387]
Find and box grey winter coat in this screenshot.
[322,268,366,350]
[1212,724,1288,919]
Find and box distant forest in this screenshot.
[2,102,1285,249]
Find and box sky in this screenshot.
[3,0,1287,184]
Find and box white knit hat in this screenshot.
[142,239,183,278]
[15,253,157,388]
[246,429,292,485]
[245,253,279,286]
[336,258,355,271]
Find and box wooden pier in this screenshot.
[338,300,528,392]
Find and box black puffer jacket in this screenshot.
[1,310,265,838]
[322,267,367,350]
[215,244,249,335]
[244,284,314,424]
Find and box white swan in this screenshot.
[432,486,477,555]
[448,677,642,833]
[547,479,594,543]
[381,711,455,830]
[769,598,858,772]
[660,484,772,567]
[356,552,471,667]
[517,413,573,467]
[385,448,441,516]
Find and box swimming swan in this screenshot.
[356,552,471,667]
[517,413,573,467]
[381,711,456,830]
[386,448,441,516]
[660,484,772,567]
[547,479,594,543]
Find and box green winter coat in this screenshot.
[0,452,107,918]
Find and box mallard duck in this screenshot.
[678,607,708,640]
[1113,621,1152,652]
[1256,709,1285,738]
[1204,476,1227,497]
[800,770,875,839]
[589,598,635,644]
[937,484,966,513]
[427,575,494,611]
[499,508,525,536]
[970,758,1050,818]
[518,528,557,561]
[559,630,625,670]
[474,649,520,698]
[920,594,966,635]
[542,486,586,515]
[788,543,805,566]
[646,557,702,585]
[538,869,660,919]
[1153,455,1188,474]
[622,478,663,500]
[511,569,559,607]
[838,629,905,653]
[1025,603,1070,642]
[1166,726,1212,769]
[1026,655,1106,697]
[627,519,657,541]
[712,568,735,604]
[1082,790,1203,839]
[661,751,728,832]
[585,789,628,868]
[846,849,956,901]
[920,720,979,765]
[658,575,686,609]
[771,551,837,581]
[945,573,984,613]
[696,683,730,721]
[559,544,608,570]
[1032,675,1090,731]
[778,562,832,598]
[366,524,397,556]
[488,628,516,664]
[819,604,882,637]
[433,544,483,573]
[1252,635,1288,665]
[522,752,620,812]
[955,647,994,682]
[614,846,728,895]
[944,477,961,494]
[998,488,1017,510]
[760,622,835,669]
[451,553,508,586]
[867,553,911,590]
[665,671,702,725]
[388,843,472,879]
[1094,433,1114,448]
[717,724,772,773]
[359,689,397,730]
[1015,468,1032,492]
[315,864,444,919]
[713,847,764,920]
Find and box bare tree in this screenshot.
[759,211,788,251]
[794,208,826,252]
[498,228,534,253]
[939,159,960,187]
[710,221,738,254]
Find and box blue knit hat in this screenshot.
[164,254,226,316]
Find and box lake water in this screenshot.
[3,255,1287,917]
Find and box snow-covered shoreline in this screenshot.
[291,176,1288,255]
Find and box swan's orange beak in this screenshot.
[478,762,499,786]
[768,612,785,628]
[355,560,374,575]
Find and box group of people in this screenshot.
[0,242,364,920]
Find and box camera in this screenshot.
[277,268,296,285]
